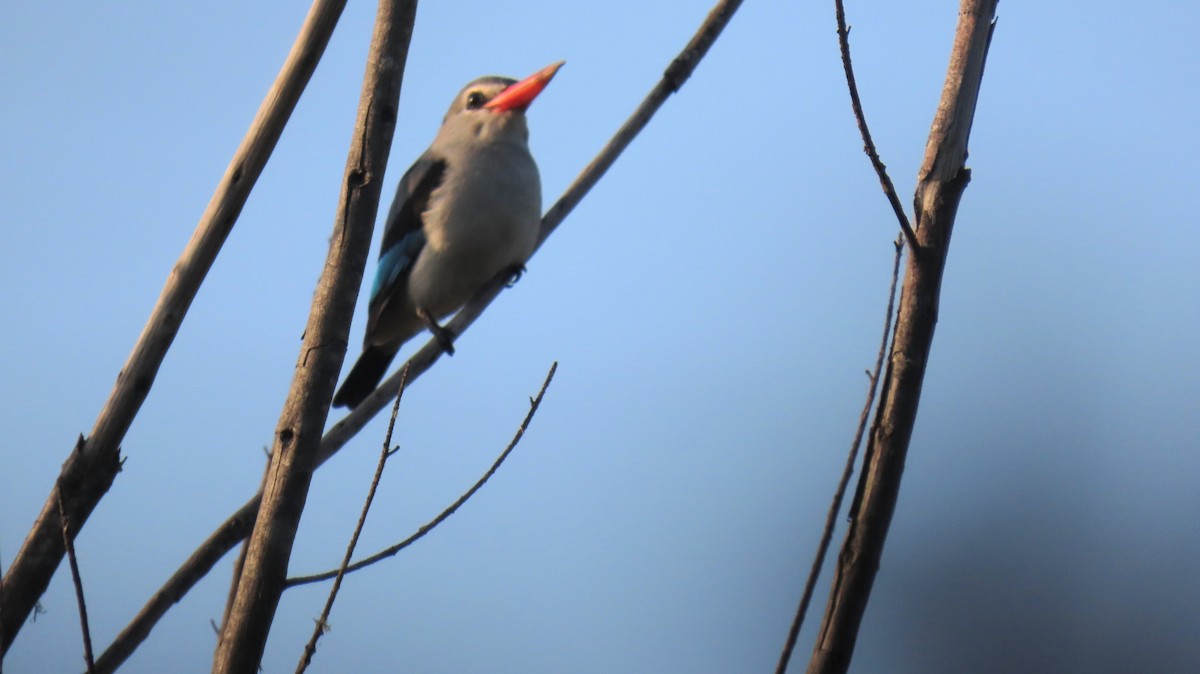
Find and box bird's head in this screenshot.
[440,61,564,143]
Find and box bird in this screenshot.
[332,61,564,410]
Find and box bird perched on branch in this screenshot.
[333,61,564,410]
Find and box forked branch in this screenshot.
[806,2,999,673]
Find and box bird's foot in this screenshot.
[418,308,456,355]
[505,263,527,288]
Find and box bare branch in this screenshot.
[57,492,94,674]
[807,3,999,673]
[0,0,351,654]
[212,2,417,671]
[96,0,743,664]
[296,367,408,674]
[834,0,918,250]
[287,362,558,588]
[776,236,904,674]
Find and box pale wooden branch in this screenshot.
[287,362,557,588]
[95,0,743,665]
[776,236,904,674]
[211,2,417,672]
[0,0,350,655]
[806,3,999,673]
[296,367,407,674]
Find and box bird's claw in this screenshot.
[433,326,456,355]
[418,308,456,356]
[505,264,527,288]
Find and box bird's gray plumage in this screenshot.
[333,70,553,409]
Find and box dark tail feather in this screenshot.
[333,345,398,410]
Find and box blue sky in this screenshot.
[2,1,1198,672]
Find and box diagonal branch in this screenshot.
[211,1,417,671]
[834,0,918,250]
[286,362,557,588]
[0,0,351,655]
[94,1,745,667]
[806,3,999,673]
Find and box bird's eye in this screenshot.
[466,91,486,109]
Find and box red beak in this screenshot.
[484,61,565,113]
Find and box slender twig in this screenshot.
[287,361,557,588]
[775,236,904,674]
[296,367,409,674]
[96,3,743,666]
[56,491,95,674]
[834,0,919,251]
[0,0,352,656]
[775,3,923,666]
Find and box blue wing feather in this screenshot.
[367,155,447,320]
[370,229,425,303]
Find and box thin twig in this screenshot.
[834,0,919,251]
[296,367,409,674]
[775,3,921,667]
[57,491,95,674]
[96,1,742,664]
[775,236,904,674]
[287,361,557,588]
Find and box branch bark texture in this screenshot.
[806,2,998,672]
[0,0,349,655]
[211,2,416,672]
